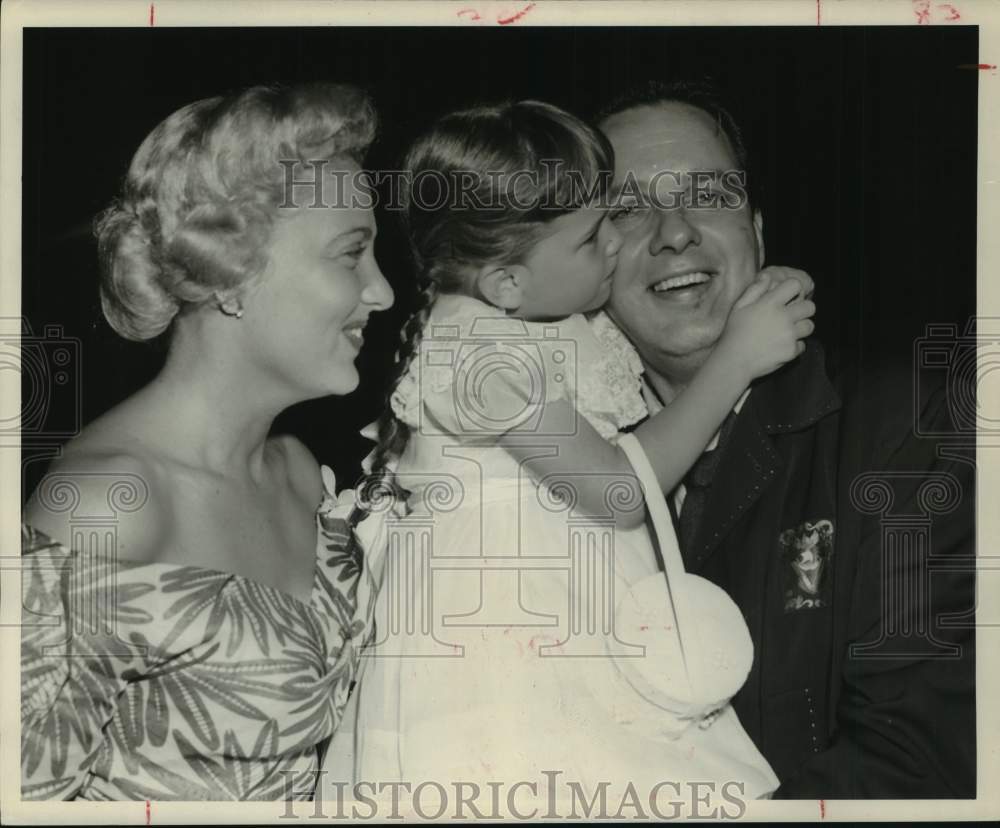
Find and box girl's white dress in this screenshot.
[337,294,778,805]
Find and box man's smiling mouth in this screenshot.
[650,271,713,293]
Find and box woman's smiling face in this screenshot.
[240,163,394,399]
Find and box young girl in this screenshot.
[344,101,812,809]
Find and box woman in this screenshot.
[21,82,393,800]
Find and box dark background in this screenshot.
[21,25,979,498]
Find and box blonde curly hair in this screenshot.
[96,82,377,341]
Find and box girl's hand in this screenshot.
[759,266,814,300]
[721,275,816,380]
[733,267,814,310]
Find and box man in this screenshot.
[597,81,975,798]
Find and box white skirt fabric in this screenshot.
[327,435,778,808]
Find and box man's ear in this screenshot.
[753,209,765,268]
[476,264,530,311]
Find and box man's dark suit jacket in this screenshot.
[677,340,975,798]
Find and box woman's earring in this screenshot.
[218,297,244,319]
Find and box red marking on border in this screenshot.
[149,4,155,26]
[938,3,961,21]
[528,633,557,651]
[146,800,151,824]
[913,0,962,23]
[816,0,821,25]
[457,7,481,20]
[819,799,826,818]
[913,0,931,23]
[958,63,996,70]
[498,3,535,25]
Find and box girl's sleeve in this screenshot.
[20,526,146,800]
[391,336,547,440]
[575,312,648,442]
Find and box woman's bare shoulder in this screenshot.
[25,433,171,564]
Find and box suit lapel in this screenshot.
[685,396,782,572]
[680,343,841,571]
[644,342,840,573]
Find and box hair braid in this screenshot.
[352,275,440,522]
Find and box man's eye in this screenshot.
[692,187,726,208]
[611,202,644,222]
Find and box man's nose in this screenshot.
[650,208,701,254]
[361,262,394,311]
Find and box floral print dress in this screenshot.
[20,469,372,801]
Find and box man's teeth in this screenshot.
[651,272,712,293]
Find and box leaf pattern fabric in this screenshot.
[20,472,373,801]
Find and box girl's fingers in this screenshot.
[761,266,815,299]
[767,279,803,305]
[734,274,771,309]
[795,319,815,339]
[787,270,815,298]
[787,299,817,321]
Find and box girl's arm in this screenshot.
[499,275,814,528]
[498,398,647,529]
